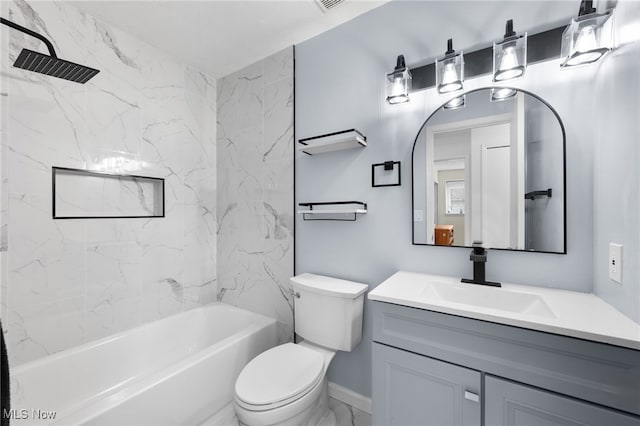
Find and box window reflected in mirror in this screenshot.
[444,179,465,215]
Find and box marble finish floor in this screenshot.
[202,398,371,426]
[329,398,372,426]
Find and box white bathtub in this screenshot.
[9,303,278,425]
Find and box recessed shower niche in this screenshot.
[52,167,165,219]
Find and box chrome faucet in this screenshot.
[461,242,501,287]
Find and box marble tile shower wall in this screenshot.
[0,0,217,365]
[216,47,294,343]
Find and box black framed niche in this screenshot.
[52,167,165,219]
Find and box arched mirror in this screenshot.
[412,87,566,253]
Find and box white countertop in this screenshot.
[368,271,640,350]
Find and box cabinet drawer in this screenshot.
[485,376,640,426]
[372,301,640,415]
[372,342,481,426]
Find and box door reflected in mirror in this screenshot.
[412,88,566,253]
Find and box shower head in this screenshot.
[13,49,99,84]
[1,17,100,84]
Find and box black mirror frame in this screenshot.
[410,86,567,254]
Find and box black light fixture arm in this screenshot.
[445,38,455,55]
[0,17,57,58]
[504,19,516,39]
[578,0,596,16]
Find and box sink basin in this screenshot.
[369,271,640,350]
[421,281,556,319]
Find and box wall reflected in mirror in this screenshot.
[412,87,566,253]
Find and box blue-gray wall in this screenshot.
[295,0,636,397]
[592,0,640,324]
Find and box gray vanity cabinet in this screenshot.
[485,376,640,426]
[372,342,481,426]
[371,301,640,426]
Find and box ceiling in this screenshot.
[70,0,391,78]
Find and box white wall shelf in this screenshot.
[298,201,367,221]
[297,129,366,155]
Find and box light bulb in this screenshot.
[493,20,527,81]
[495,45,524,81]
[387,76,409,104]
[439,62,462,93]
[436,40,463,94]
[385,55,411,105]
[391,77,404,97]
[442,63,457,85]
[564,24,604,66]
[560,8,613,68]
[575,25,598,52]
[500,46,518,70]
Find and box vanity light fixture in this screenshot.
[385,55,412,104]
[436,39,464,94]
[443,95,465,110]
[561,0,614,68]
[493,19,527,82]
[490,87,517,102]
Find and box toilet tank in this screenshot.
[291,273,368,352]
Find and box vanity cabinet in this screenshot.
[485,376,640,426]
[373,343,481,426]
[371,301,640,426]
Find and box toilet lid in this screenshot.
[235,343,325,406]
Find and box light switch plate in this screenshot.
[414,209,424,222]
[609,243,623,284]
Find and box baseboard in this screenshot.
[327,382,372,414]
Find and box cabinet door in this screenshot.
[485,376,640,426]
[372,343,481,426]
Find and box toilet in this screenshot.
[233,273,368,426]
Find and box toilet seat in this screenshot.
[235,343,325,411]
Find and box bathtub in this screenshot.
[9,303,278,425]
